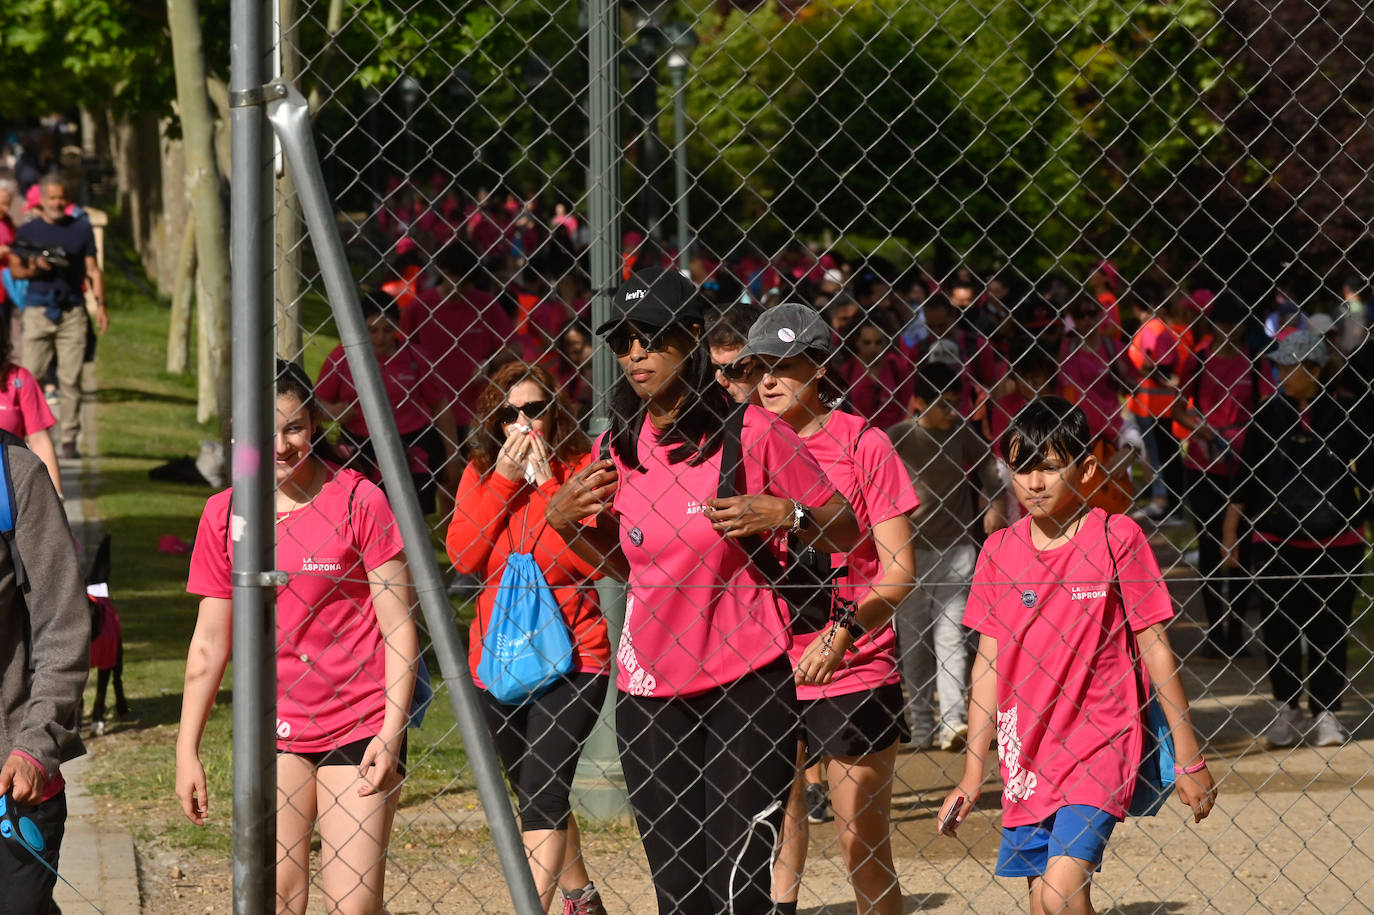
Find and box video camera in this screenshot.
[9,240,71,269]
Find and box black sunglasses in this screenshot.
[495,400,551,425]
[606,324,669,356]
[717,359,762,382]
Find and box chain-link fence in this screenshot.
[225,0,1374,911]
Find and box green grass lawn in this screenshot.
[84,240,477,858]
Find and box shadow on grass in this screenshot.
[94,387,197,406]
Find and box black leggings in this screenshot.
[616,657,799,915]
[0,790,65,914]
[480,672,608,831]
[1184,469,1253,644]
[1252,540,1364,713]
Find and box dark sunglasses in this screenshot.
[717,359,762,381]
[495,400,551,425]
[606,324,670,356]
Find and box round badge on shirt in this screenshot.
[629,527,644,547]
[1021,589,1038,608]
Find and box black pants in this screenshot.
[480,672,608,831]
[1184,469,1252,649]
[0,790,66,914]
[616,657,799,915]
[1252,540,1365,713]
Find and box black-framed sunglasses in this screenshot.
[606,324,668,357]
[717,358,762,382]
[495,400,552,426]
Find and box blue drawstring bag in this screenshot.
[477,553,574,705]
[1,269,27,310]
[1128,685,1177,817]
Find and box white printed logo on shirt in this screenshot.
[1071,584,1108,601]
[301,557,343,573]
[616,593,657,696]
[997,707,1038,804]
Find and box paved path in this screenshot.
[51,393,144,913]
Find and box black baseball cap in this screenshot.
[595,268,704,334]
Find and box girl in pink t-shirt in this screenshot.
[743,304,918,915]
[546,270,858,915]
[0,316,60,495]
[177,362,419,914]
[939,397,1215,914]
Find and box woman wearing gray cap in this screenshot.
[1222,328,1372,748]
[546,269,860,914]
[737,303,918,915]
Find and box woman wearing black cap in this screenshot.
[546,269,860,915]
[739,304,918,915]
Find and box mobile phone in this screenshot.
[939,796,964,835]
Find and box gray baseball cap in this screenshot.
[1269,328,1330,366]
[736,303,835,361]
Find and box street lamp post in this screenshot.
[398,75,421,176]
[664,23,698,272]
[626,16,665,245]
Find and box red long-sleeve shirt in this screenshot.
[447,453,611,683]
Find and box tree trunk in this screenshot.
[167,216,197,373]
[167,0,230,432]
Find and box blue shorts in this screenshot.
[995,805,1119,878]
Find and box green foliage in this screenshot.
[0,0,230,119]
[684,0,1220,274]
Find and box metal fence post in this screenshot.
[264,83,545,915]
[571,0,631,824]
[228,0,277,910]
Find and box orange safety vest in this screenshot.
[1126,317,1181,418]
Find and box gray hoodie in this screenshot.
[0,445,88,776]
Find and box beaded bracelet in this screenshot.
[1173,759,1208,775]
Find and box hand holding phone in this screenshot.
[938,795,965,837]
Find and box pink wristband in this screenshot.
[1173,759,1207,775]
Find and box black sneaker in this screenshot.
[805,782,831,824]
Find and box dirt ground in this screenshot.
[135,535,1374,913]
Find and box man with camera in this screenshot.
[6,174,105,460]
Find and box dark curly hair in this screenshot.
[467,361,591,474]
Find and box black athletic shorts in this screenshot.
[799,682,910,763]
[280,733,409,776]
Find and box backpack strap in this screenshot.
[0,435,24,592]
[716,403,786,581]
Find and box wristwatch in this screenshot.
[789,499,812,535]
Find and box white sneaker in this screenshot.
[1265,703,1304,748]
[938,722,969,752]
[1310,711,1348,748]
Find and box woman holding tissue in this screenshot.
[447,360,612,915]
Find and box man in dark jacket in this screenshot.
[0,442,89,910]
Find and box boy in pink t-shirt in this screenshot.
[939,396,1215,914]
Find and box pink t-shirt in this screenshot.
[964,509,1174,826]
[606,406,837,698]
[315,341,444,438]
[1178,351,1268,476]
[401,288,516,427]
[1059,337,1124,441]
[186,469,406,753]
[0,364,55,437]
[790,412,919,699]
